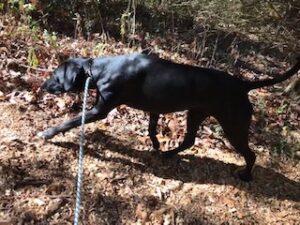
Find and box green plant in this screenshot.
[276,102,288,114]
[43,30,58,50]
[257,97,267,118]
[27,47,39,69]
[120,12,130,40]
[6,0,40,39]
[0,2,4,12]
[120,0,137,42]
[8,0,35,14]
[94,43,107,56]
[273,139,290,155]
[271,126,300,159]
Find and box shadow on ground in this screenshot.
[53,129,300,202]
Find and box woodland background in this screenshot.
[0,0,300,224]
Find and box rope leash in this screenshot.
[74,77,91,225]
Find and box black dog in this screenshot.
[38,53,300,181]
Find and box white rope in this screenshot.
[74,77,91,225]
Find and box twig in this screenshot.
[18,63,51,72]
[14,178,52,189]
[209,34,219,67]
[132,0,136,46]
[267,2,283,20]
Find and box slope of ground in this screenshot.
[0,13,300,225]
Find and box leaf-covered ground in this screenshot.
[0,14,300,225]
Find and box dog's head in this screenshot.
[42,58,88,94]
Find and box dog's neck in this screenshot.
[81,58,99,90]
[82,58,94,79]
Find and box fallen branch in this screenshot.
[17,63,52,73]
[14,178,52,189]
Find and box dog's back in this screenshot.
[116,54,246,114]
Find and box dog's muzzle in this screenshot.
[41,80,63,95]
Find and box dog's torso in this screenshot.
[92,53,248,114]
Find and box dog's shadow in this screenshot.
[53,129,300,202]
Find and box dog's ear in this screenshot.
[63,60,83,91]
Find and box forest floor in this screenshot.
[1,14,300,225]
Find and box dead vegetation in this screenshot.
[0,1,300,224]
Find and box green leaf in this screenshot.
[28,47,39,69]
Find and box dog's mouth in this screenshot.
[53,91,62,95]
[42,80,64,95]
[42,85,64,95]
[45,89,63,95]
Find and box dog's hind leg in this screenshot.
[149,113,160,150]
[216,102,256,182]
[162,110,207,158]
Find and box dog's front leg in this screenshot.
[38,102,114,139]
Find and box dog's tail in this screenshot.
[244,56,300,91]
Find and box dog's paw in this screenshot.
[37,128,56,140]
[149,148,159,153]
[161,150,177,159]
[234,169,252,182]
